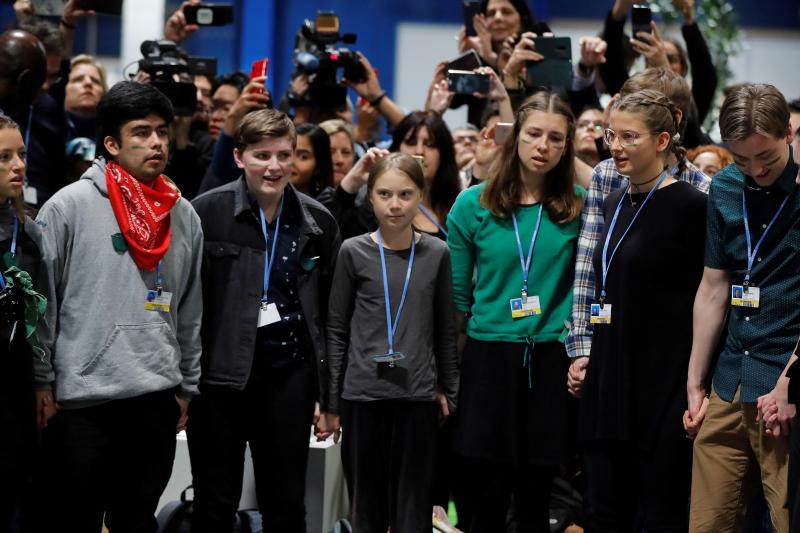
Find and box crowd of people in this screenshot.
[2,0,800,532]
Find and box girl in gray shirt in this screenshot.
[322,153,459,533]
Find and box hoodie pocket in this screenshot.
[81,322,180,386]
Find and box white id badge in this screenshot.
[731,285,760,308]
[509,296,542,318]
[144,290,173,312]
[590,303,612,324]
[23,185,38,205]
[258,302,281,327]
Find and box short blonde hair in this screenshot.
[70,54,107,92]
[319,119,354,144]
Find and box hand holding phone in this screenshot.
[184,3,234,26]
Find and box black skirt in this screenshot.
[453,338,574,466]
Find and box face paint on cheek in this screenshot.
[765,156,781,168]
[129,145,147,151]
[519,137,533,145]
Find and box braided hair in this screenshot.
[612,89,687,175]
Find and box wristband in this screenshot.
[60,18,76,30]
[369,92,386,107]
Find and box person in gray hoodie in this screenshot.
[33,81,203,533]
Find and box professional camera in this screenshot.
[138,40,217,116]
[290,11,367,110]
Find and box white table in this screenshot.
[158,431,349,533]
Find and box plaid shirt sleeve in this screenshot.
[566,161,622,358]
[564,160,710,358]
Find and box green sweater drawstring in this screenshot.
[519,336,534,389]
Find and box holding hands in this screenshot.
[757,377,795,437]
[165,1,202,44]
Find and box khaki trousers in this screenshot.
[689,387,789,533]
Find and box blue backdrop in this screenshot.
[1,0,798,101]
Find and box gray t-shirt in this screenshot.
[326,232,458,413]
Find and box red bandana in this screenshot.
[105,161,180,271]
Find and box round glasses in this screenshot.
[603,128,655,147]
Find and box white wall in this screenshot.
[394,19,800,130]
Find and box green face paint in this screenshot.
[519,137,533,145]
[129,145,147,151]
[765,155,781,167]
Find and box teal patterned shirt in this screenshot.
[705,148,800,402]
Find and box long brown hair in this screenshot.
[0,115,27,221]
[481,91,581,223]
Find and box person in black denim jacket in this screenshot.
[189,108,341,533]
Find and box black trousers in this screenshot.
[457,458,556,533]
[187,362,315,533]
[341,399,439,533]
[582,438,692,533]
[35,389,180,533]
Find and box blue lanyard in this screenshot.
[418,205,448,237]
[258,194,284,304]
[0,216,19,291]
[600,171,667,304]
[24,106,32,164]
[742,188,791,286]
[376,229,416,355]
[511,204,543,300]
[155,260,164,293]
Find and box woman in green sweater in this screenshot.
[447,91,584,533]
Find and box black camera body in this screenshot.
[290,12,367,110]
[138,40,217,116]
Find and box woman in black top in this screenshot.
[0,115,48,532]
[573,90,706,532]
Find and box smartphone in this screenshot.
[447,70,490,95]
[183,4,234,26]
[525,36,572,89]
[447,50,482,73]
[631,4,652,36]
[463,1,482,37]
[249,58,269,94]
[494,122,513,145]
[74,0,123,15]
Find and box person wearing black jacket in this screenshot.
[0,115,48,533]
[188,108,341,533]
[599,0,718,125]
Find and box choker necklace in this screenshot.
[628,170,664,206]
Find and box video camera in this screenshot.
[290,11,367,110]
[138,40,217,116]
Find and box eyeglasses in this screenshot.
[603,128,655,147]
[577,120,604,132]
